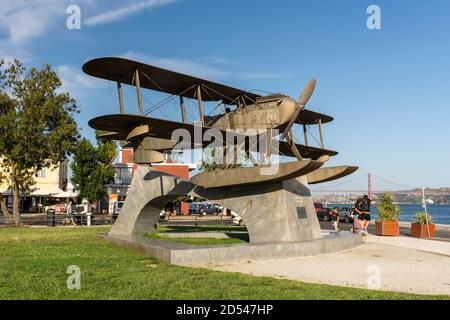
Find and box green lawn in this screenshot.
[146,233,246,246]
[0,226,448,300]
[158,224,248,233]
[148,224,249,245]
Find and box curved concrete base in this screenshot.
[99,231,363,266]
[110,166,323,244]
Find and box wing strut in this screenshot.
[117,82,124,113]
[318,117,325,148]
[266,128,273,158]
[135,69,143,115]
[286,130,303,160]
[303,124,308,145]
[179,96,186,123]
[196,85,205,126]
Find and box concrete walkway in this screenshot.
[369,234,450,256]
[212,234,450,296]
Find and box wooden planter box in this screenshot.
[411,223,435,238]
[375,220,399,236]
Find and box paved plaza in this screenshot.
[213,235,450,296]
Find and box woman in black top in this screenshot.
[360,195,371,230]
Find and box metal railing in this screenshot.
[0,214,116,227]
[165,214,230,227]
[0,213,234,228]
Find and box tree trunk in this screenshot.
[12,187,20,226]
[0,193,11,223]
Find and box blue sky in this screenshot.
[1,0,450,191]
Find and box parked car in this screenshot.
[112,201,124,219]
[189,202,221,216]
[231,211,245,226]
[188,203,201,215]
[314,203,324,213]
[315,203,332,221]
[338,207,355,223]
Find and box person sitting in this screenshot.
[351,198,363,233]
[330,207,340,233]
[352,214,369,244]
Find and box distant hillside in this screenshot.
[313,188,450,205]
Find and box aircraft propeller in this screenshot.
[281,79,316,139]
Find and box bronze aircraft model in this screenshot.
[83,57,358,189]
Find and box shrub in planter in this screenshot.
[411,211,435,238]
[375,191,400,236]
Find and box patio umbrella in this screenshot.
[30,189,51,196]
[51,189,79,198]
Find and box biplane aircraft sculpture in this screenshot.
[83,57,358,244]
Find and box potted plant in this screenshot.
[375,191,400,236]
[411,211,435,238]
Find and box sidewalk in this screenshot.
[369,235,450,256]
[212,234,450,296]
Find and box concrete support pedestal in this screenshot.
[110,166,323,244]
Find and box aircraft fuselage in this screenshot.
[211,95,296,132]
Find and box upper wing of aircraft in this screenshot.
[82,57,260,105]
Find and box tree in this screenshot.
[70,136,116,206]
[0,58,79,225]
[201,147,247,172]
[0,171,11,222]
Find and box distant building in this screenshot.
[0,160,68,213]
[106,147,196,215]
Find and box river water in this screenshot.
[329,204,450,225]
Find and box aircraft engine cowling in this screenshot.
[278,97,298,125]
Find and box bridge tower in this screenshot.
[368,173,372,200]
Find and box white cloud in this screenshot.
[122,51,292,81]
[0,0,179,69]
[84,0,176,26]
[122,51,228,79]
[196,56,230,65]
[57,64,105,97]
[52,52,289,99]
[0,0,66,44]
[0,0,177,46]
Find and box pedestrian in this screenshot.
[65,199,76,226]
[360,195,372,231]
[352,213,369,244]
[351,198,363,232]
[330,207,340,233]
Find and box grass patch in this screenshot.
[151,224,249,245]
[0,227,448,300]
[146,232,246,246]
[157,224,247,233]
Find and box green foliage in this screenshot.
[157,225,248,233]
[414,211,433,224]
[377,191,401,221]
[70,138,116,204]
[172,195,205,203]
[95,129,112,145]
[146,233,246,246]
[0,58,79,223]
[201,148,222,172]
[201,147,247,172]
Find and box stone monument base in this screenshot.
[109,166,323,244]
[98,231,363,266]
